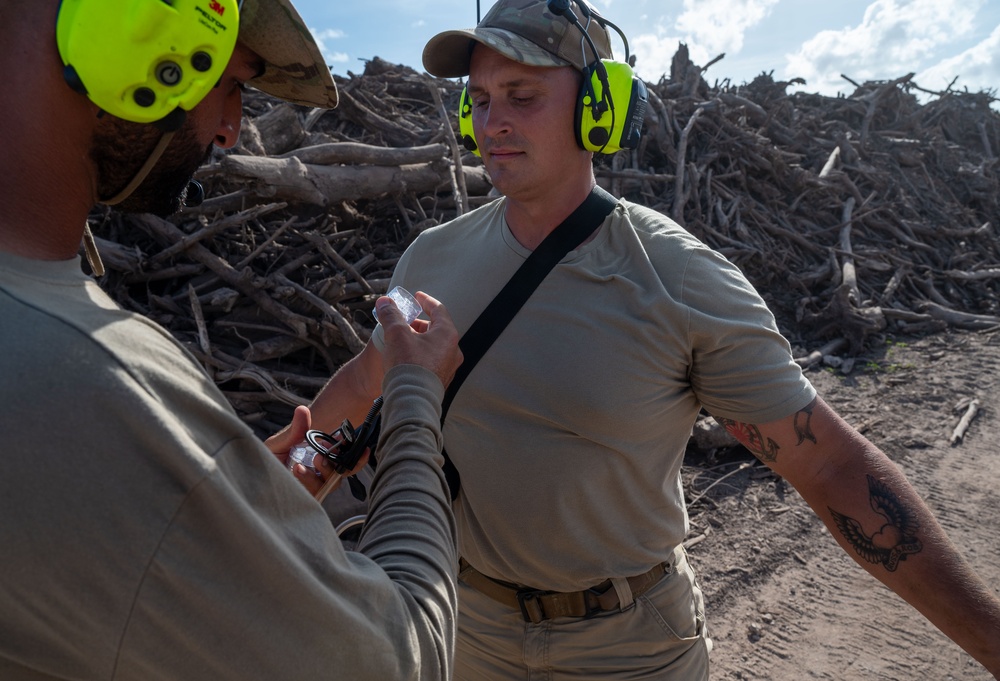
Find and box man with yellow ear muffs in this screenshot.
[0,0,464,677]
[454,0,646,156]
[295,0,1000,678]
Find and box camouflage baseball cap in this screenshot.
[239,0,338,108]
[422,0,613,78]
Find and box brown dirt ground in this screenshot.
[684,328,1000,680]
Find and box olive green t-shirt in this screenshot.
[0,251,456,679]
[376,196,815,591]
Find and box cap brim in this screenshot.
[239,0,338,108]
[422,27,570,79]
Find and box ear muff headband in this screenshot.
[56,0,240,127]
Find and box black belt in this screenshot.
[458,556,675,624]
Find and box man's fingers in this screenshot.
[266,405,312,458]
[291,463,323,493]
[413,291,445,323]
[292,405,312,439]
[377,289,462,387]
[414,292,459,340]
[374,295,405,324]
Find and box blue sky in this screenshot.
[292,0,1000,100]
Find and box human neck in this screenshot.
[503,174,598,251]
[0,5,100,261]
[0,144,97,261]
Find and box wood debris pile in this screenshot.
[89,50,1000,436]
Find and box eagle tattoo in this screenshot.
[829,475,923,572]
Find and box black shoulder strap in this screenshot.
[439,186,618,498]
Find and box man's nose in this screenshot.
[479,100,512,140]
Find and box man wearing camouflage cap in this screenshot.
[300,0,1000,678]
[0,0,463,677]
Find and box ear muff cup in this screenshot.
[574,59,648,154]
[458,86,480,156]
[55,0,240,126]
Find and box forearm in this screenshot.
[309,343,384,433]
[804,449,1000,675]
[723,397,1000,675]
[761,400,1000,675]
[357,363,458,679]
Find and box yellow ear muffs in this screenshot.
[457,59,648,157]
[575,59,648,154]
[56,0,240,129]
[458,86,480,156]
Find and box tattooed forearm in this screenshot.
[829,474,923,572]
[719,418,780,462]
[793,404,817,445]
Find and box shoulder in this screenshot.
[397,197,507,276]
[12,284,252,461]
[614,199,702,246]
[605,199,726,277]
[415,196,505,242]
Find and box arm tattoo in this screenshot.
[793,404,817,445]
[829,474,923,572]
[719,418,779,462]
[719,404,817,464]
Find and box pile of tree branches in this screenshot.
[88,49,1000,436]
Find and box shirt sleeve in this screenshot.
[115,365,457,681]
[682,244,817,424]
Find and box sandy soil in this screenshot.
[686,328,1000,680]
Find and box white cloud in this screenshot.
[916,23,1000,95]
[632,32,688,81]
[310,27,350,65]
[630,0,778,82]
[312,27,346,41]
[783,0,985,95]
[676,0,780,55]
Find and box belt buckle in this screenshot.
[517,588,604,623]
[516,588,549,624]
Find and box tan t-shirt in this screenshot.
[375,196,815,591]
[0,251,456,679]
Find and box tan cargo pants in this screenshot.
[455,545,711,680]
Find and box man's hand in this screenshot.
[266,291,460,498]
[376,291,462,388]
[265,404,312,466]
[264,404,367,497]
